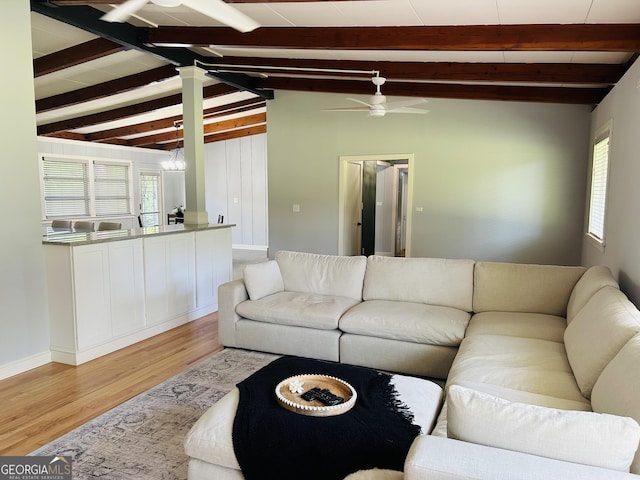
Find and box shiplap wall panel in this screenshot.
[204,134,268,249]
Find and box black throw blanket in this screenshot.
[232,356,421,480]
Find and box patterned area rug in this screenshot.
[30,349,278,479]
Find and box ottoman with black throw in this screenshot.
[184,355,443,480]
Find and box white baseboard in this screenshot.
[374,251,394,257]
[51,304,217,366]
[0,350,52,381]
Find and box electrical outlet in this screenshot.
[293,204,301,212]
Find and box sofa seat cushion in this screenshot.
[236,291,360,330]
[465,311,566,343]
[446,385,640,472]
[447,334,589,405]
[339,300,470,347]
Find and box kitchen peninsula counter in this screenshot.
[43,222,234,246]
[43,223,234,365]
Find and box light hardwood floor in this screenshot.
[0,313,222,456]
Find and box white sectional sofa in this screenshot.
[216,251,640,479]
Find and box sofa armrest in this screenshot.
[405,436,637,480]
[218,279,249,347]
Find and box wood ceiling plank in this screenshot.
[33,37,123,77]
[261,77,608,104]
[36,64,178,113]
[204,124,267,144]
[146,24,640,52]
[37,83,238,135]
[210,56,624,84]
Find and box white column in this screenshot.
[179,66,209,225]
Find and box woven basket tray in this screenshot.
[275,374,357,417]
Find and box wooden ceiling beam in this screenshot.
[210,56,624,85]
[147,24,640,52]
[36,64,178,113]
[261,77,608,104]
[88,98,266,141]
[37,83,238,135]
[128,112,266,146]
[33,37,123,77]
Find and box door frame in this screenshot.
[338,153,414,256]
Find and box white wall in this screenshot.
[267,91,591,265]
[583,59,640,306]
[204,134,268,249]
[0,0,50,376]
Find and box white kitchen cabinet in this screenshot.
[44,224,233,365]
[143,231,196,326]
[195,227,233,309]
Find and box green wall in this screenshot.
[267,90,591,264]
[0,0,50,372]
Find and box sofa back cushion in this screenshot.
[564,286,640,399]
[363,256,474,311]
[472,262,585,316]
[566,265,618,324]
[446,385,640,472]
[275,251,367,301]
[591,334,640,474]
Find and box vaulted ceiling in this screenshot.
[31,0,640,151]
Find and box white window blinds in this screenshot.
[42,158,90,218]
[587,132,611,244]
[41,156,133,220]
[94,161,132,216]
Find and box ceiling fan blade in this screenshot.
[101,0,149,22]
[324,107,371,112]
[383,98,429,110]
[385,107,430,114]
[346,98,374,108]
[182,0,260,32]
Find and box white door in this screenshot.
[139,171,162,226]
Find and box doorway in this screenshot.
[338,154,414,257]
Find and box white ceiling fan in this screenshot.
[325,73,428,117]
[101,0,260,33]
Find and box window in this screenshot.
[94,161,132,216]
[587,125,612,247]
[42,157,90,218]
[41,155,132,219]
